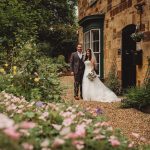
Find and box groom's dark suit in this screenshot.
[70,52,85,98]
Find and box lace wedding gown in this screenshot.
[82,60,120,102]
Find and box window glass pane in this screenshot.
[95,63,100,75]
[92,30,99,41]
[85,43,90,50]
[94,53,99,61]
[93,41,99,52]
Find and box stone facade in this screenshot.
[78,0,150,88]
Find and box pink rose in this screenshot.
[20,121,36,129]
[75,124,86,138]
[52,138,65,148]
[22,142,33,150]
[131,132,140,138]
[109,139,120,147]
[4,127,21,140]
[62,118,73,126]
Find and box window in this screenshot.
[84,29,101,76]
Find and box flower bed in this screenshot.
[0,92,138,150]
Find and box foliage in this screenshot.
[53,55,70,74]
[130,32,144,42]
[121,82,150,110]
[0,92,139,150]
[105,61,122,95]
[0,0,78,66]
[0,43,62,102]
[0,0,38,65]
[27,0,78,57]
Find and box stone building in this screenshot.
[78,0,150,89]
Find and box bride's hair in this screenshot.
[84,48,92,61]
[84,48,97,70]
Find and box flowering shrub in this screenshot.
[0,92,139,150]
[0,44,62,102]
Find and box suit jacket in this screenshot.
[70,52,85,75]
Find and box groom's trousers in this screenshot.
[74,71,84,98]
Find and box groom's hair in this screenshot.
[76,43,82,47]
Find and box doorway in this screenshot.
[122,24,136,89]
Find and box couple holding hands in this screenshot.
[70,43,120,102]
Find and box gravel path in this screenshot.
[60,76,150,145]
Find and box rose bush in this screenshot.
[0,92,141,150]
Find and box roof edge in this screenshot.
[78,14,105,26]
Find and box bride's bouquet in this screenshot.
[87,70,97,81]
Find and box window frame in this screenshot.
[84,29,101,76]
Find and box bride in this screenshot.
[82,48,120,102]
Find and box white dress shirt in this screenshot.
[77,51,82,59]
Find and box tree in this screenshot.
[0,0,78,65]
[0,0,38,65]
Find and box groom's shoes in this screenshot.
[74,96,79,100]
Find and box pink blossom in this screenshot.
[93,128,101,134]
[19,129,30,136]
[60,127,71,136]
[107,126,113,131]
[128,141,134,148]
[22,143,33,150]
[16,109,23,114]
[64,132,79,139]
[109,139,120,147]
[20,121,36,129]
[18,105,24,109]
[93,135,105,140]
[40,139,49,147]
[140,137,146,142]
[72,140,84,150]
[82,119,92,125]
[75,144,84,150]
[52,124,62,131]
[0,113,14,129]
[70,114,76,120]
[4,127,21,140]
[77,112,85,116]
[42,112,49,118]
[131,132,140,138]
[52,138,65,148]
[75,124,86,138]
[60,111,72,118]
[100,121,110,127]
[62,118,73,126]
[7,103,17,111]
[94,122,101,127]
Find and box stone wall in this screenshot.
[78,0,150,86]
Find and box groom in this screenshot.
[70,43,85,100]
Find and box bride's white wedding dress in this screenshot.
[82,60,120,102]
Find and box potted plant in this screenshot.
[130,32,144,42]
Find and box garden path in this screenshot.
[60,76,150,145]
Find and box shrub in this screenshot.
[105,61,121,95]
[53,55,70,75]
[121,83,150,110]
[0,43,62,102]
